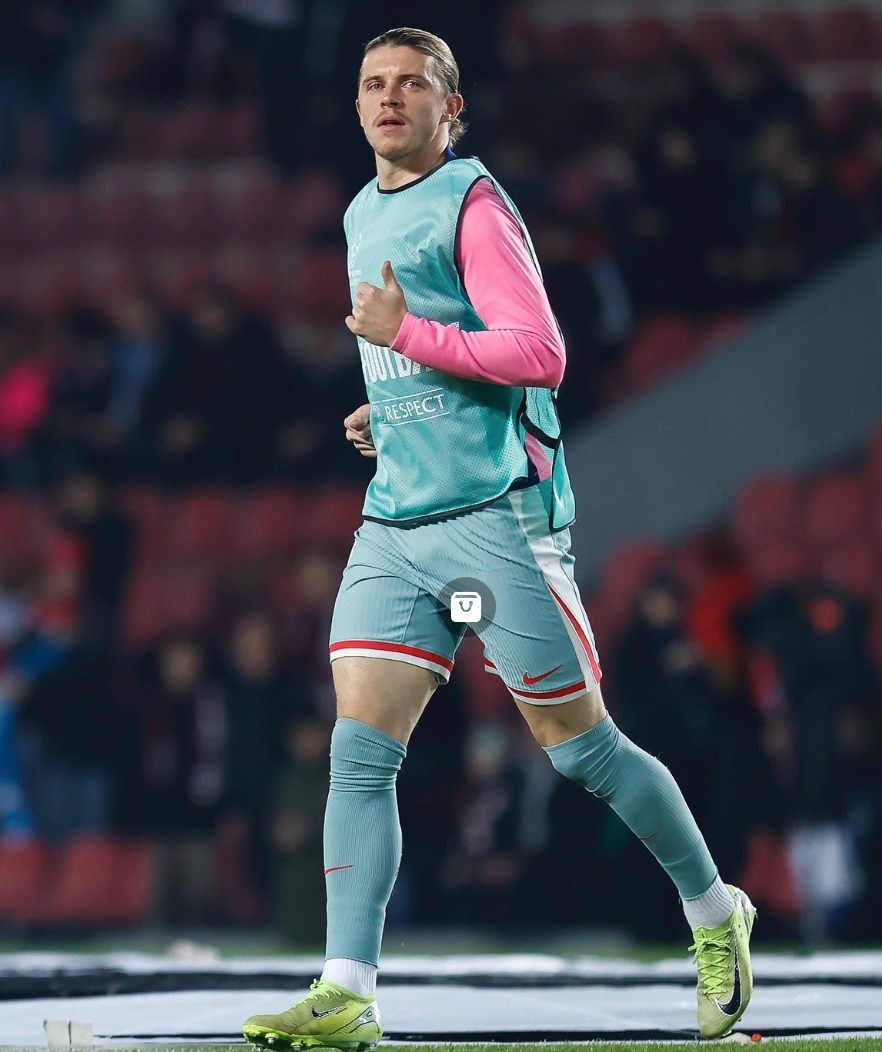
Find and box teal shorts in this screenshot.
[329,486,602,705]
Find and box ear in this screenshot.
[445,93,464,123]
[355,98,363,126]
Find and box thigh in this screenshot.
[329,524,462,743]
[420,487,603,708]
[330,523,465,682]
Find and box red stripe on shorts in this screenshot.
[547,585,603,683]
[329,639,454,672]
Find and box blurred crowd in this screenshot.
[1,0,882,944]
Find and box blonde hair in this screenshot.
[362,27,467,146]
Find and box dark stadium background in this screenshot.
[0,0,880,953]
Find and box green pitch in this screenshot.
[6,1041,879,1052]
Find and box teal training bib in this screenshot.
[344,156,575,530]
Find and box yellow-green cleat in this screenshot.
[242,978,382,1051]
[690,884,757,1038]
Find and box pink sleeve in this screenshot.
[391,179,565,388]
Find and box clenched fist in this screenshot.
[345,260,407,347]
[344,403,376,458]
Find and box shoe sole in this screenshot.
[243,1026,380,1052]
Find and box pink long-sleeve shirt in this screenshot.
[390,178,566,389]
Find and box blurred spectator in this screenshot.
[104,291,173,476]
[54,469,132,645]
[221,0,307,175]
[608,117,736,314]
[741,581,882,939]
[267,316,370,482]
[270,711,331,944]
[0,311,52,489]
[134,632,227,925]
[613,574,721,818]
[439,721,529,928]
[222,608,315,903]
[0,0,103,179]
[131,285,282,485]
[41,309,115,482]
[280,545,348,716]
[11,538,116,842]
[0,561,34,838]
[538,218,634,425]
[721,41,813,162]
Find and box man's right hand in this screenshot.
[344,403,376,458]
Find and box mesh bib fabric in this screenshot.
[344,156,575,529]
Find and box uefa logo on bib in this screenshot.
[450,591,481,623]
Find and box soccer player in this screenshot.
[242,27,755,1048]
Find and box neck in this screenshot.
[375,143,449,191]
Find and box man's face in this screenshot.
[356,44,460,164]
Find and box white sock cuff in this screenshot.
[682,874,736,931]
[322,957,378,996]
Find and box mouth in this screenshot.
[376,116,406,129]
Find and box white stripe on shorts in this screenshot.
[506,489,602,690]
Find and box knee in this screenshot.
[544,714,621,797]
[330,718,407,792]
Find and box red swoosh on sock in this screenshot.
[324,864,355,875]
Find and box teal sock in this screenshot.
[323,717,406,965]
[544,715,717,899]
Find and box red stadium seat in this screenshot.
[119,486,171,562]
[753,11,814,63]
[151,253,214,310]
[219,254,284,317]
[499,13,550,70]
[742,537,810,587]
[618,16,676,65]
[222,169,284,244]
[309,484,365,544]
[216,101,263,159]
[287,248,351,317]
[804,470,870,551]
[699,311,749,351]
[685,13,741,65]
[276,171,347,239]
[24,836,154,927]
[733,476,804,548]
[16,187,86,252]
[154,178,221,249]
[814,7,882,62]
[623,314,700,390]
[117,108,165,163]
[17,258,84,319]
[28,835,118,925]
[818,538,879,596]
[122,568,213,647]
[867,423,882,495]
[98,839,156,925]
[153,103,217,162]
[234,487,312,559]
[547,20,612,68]
[165,488,238,563]
[0,492,40,563]
[88,186,154,249]
[0,839,50,922]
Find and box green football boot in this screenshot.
[690,884,757,1038]
[242,978,382,1051]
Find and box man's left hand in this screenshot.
[345,260,407,346]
